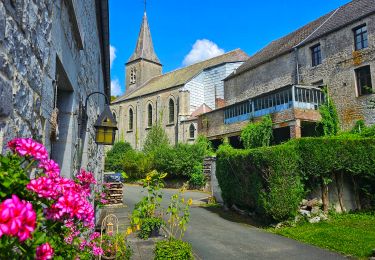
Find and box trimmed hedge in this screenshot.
[216,137,375,222]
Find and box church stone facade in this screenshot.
[111,12,248,149]
[199,0,375,145]
[0,0,111,180]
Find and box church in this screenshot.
[111,12,248,149]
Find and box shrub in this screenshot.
[152,143,206,179]
[121,150,153,180]
[105,141,133,172]
[189,164,206,188]
[319,87,339,136]
[240,115,273,149]
[154,239,193,260]
[138,217,164,239]
[216,137,375,221]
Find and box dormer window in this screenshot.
[130,67,137,84]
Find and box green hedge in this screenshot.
[216,137,375,222]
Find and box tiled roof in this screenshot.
[113,49,249,103]
[229,0,375,78]
[189,103,213,119]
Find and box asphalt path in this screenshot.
[123,184,346,260]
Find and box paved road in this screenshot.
[123,184,346,260]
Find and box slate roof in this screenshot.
[127,12,161,65]
[113,49,249,103]
[228,0,375,79]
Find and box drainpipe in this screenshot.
[294,47,300,85]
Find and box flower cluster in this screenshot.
[36,242,54,260]
[1,138,103,258]
[0,195,36,242]
[8,138,49,161]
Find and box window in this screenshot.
[311,44,322,66]
[355,66,373,96]
[169,99,175,123]
[189,124,195,139]
[354,25,368,50]
[128,108,133,130]
[130,67,137,84]
[147,104,153,127]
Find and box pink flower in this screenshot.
[36,242,54,260]
[0,195,36,242]
[76,169,97,185]
[100,199,108,204]
[79,239,87,250]
[26,177,59,200]
[92,245,104,256]
[7,138,48,161]
[89,232,100,240]
[38,159,60,178]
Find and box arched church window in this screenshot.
[169,99,175,123]
[129,108,134,130]
[147,104,153,127]
[189,124,195,139]
[130,67,137,84]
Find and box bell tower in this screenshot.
[125,12,162,92]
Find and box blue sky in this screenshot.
[109,0,350,96]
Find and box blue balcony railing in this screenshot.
[224,85,324,124]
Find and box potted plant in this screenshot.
[138,216,165,239]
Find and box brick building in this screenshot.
[199,0,375,146]
[0,0,111,179]
[111,12,248,149]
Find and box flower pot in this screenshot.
[150,226,160,237]
[102,255,116,260]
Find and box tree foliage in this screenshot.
[240,115,273,149]
[319,87,339,136]
[143,122,170,154]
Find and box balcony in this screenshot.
[224,85,325,124]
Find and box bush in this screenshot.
[216,137,375,222]
[319,88,339,136]
[138,217,164,239]
[240,115,273,149]
[154,239,193,260]
[189,164,206,188]
[105,141,133,172]
[121,150,153,180]
[152,143,207,179]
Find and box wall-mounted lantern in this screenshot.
[83,92,118,145]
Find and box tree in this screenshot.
[240,115,273,149]
[143,122,170,154]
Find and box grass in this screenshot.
[269,212,375,259]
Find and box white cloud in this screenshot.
[110,78,123,97]
[182,39,225,66]
[110,45,117,68]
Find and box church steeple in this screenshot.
[125,12,162,92]
[127,12,161,65]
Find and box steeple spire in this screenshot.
[127,12,161,65]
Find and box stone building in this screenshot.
[199,0,375,146]
[111,12,248,149]
[0,0,111,179]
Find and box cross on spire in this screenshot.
[144,0,147,13]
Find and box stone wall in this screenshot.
[0,0,108,180]
[224,13,375,129]
[198,107,321,140]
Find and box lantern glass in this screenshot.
[95,126,115,145]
